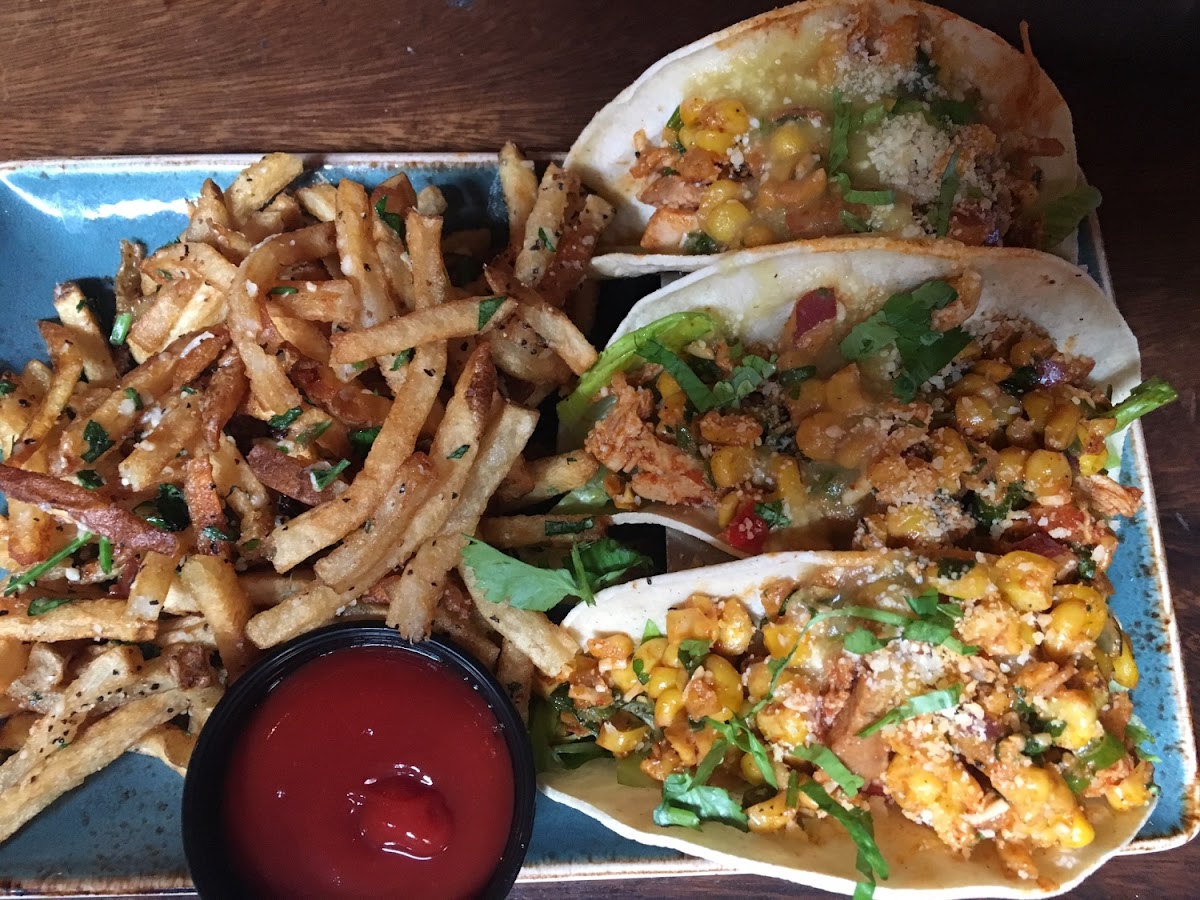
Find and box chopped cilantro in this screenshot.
[268,407,303,431]
[642,619,663,642]
[1078,731,1126,772]
[632,658,649,685]
[28,597,76,616]
[682,231,720,255]
[349,427,380,450]
[665,106,683,132]
[76,470,104,490]
[269,285,299,296]
[0,379,15,396]
[858,685,963,737]
[81,420,114,463]
[791,743,865,797]
[201,525,238,542]
[798,779,888,899]
[754,500,790,530]
[999,365,1039,397]
[1103,377,1178,432]
[446,444,470,460]
[545,518,593,537]
[296,420,332,446]
[537,228,557,252]
[143,484,191,532]
[98,536,113,575]
[937,558,974,580]
[967,482,1032,528]
[123,387,143,411]
[391,348,415,370]
[840,210,872,233]
[844,629,885,654]
[478,296,507,330]
[677,639,712,675]
[310,459,350,491]
[828,89,851,173]
[653,739,748,831]
[374,197,405,238]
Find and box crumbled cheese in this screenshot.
[245,281,259,298]
[865,113,952,205]
[180,330,214,357]
[117,398,136,416]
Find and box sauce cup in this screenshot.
[182,621,536,899]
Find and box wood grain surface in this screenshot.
[1,1,1197,898]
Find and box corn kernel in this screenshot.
[596,720,648,756]
[1025,449,1072,497]
[769,456,807,515]
[1106,761,1153,812]
[1044,587,1107,658]
[742,223,776,247]
[609,664,641,694]
[1112,637,1139,689]
[1042,690,1103,751]
[700,178,742,209]
[932,562,992,601]
[1061,809,1096,849]
[1044,402,1083,451]
[762,620,800,659]
[693,128,736,154]
[708,98,751,134]
[588,633,634,661]
[955,394,998,440]
[634,637,667,673]
[795,410,843,461]
[717,491,742,528]
[654,686,685,727]
[740,750,767,785]
[711,445,755,488]
[645,664,686,699]
[995,446,1030,485]
[716,599,754,656]
[703,199,752,244]
[885,504,937,542]
[756,703,809,747]
[704,654,744,714]
[1022,390,1054,430]
[657,371,682,399]
[665,719,698,766]
[666,607,717,643]
[788,377,827,417]
[746,791,793,833]
[994,550,1057,612]
[825,364,866,416]
[768,121,811,161]
[972,359,1012,383]
[680,96,707,126]
[1010,337,1053,367]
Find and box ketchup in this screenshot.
[222,647,514,899]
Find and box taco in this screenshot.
[557,238,1174,563]
[565,0,1100,276]
[537,550,1156,897]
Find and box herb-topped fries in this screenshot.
[0,149,619,844]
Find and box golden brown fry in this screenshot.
[200,349,247,450]
[499,143,539,257]
[0,688,200,843]
[51,284,118,384]
[15,345,83,453]
[185,454,231,557]
[117,396,201,492]
[208,435,273,546]
[242,192,303,244]
[246,443,345,507]
[170,328,230,390]
[267,280,358,324]
[0,600,155,643]
[289,361,390,428]
[328,297,515,367]
[515,302,598,375]
[459,564,579,678]
[245,584,352,650]
[224,153,304,228]
[515,163,581,287]
[537,193,615,307]
[497,639,535,723]
[335,179,397,329]
[477,514,606,548]
[114,240,146,315]
[178,556,255,678]
[127,551,179,620]
[296,183,339,222]
[496,450,600,508]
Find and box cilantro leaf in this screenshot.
[665,106,683,132]
[446,444,470,460]
[374,197,406,238]
[558,312,717,430]
[653,740,749,832]
[145,484,191,532]
[710,354,776,408]
[478,296,507,330]
[545,518,593,537]
[828,90,851,173]
[310,459,350,491]
[709,716,777,788]
[268,407,303,431]
[932,148,961,237]
[1038,185,1102,250]
[27,597,77,616]
[841,210,872,233]
[391,348,415,370]
[843,629,885,654]
[551,469,612,514]
[682,231,720,255]
[677,639,712,675]
[967,482,1031,529]
[0,379,15,396]
[1078,731,1126,772]
[462,538,579,612]
[81,420,113,463]
[4,532,94,596]
[349,427,380,450]
[791,743,865,797]
[571,537,651,593]
[636,340,716,411]
[754,500,790,530]
[98,536,113,575]
[201,525,238,543]
[296,420,331,446]
[537,228,557,252]
[858,685,963,737]
[75,470,104,490]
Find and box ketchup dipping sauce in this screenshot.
[183,625,535,900]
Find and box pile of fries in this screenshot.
[0,148,613,842]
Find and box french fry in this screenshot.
[246,443,346,507]
[117,397,201,492]
[4,643,68,714]
[335,179,397,330]
[127,551,178,621]
[497,450,600,507]
[178,556,255,678]
[515,163,580,287]
[328,297,515,367]
[0,600,155,643]
[0,688,199,843]
[170,328,231,390]
[200,349,248,449]
[459,564,578,678]
[385,403,538,637]
[499,142,539,256]
[515,302,598,375]
[242,192,303,244]
[15,345,83,452]
[477,514,606,548]
[497,639,535,723]
[114,240,146,315]
[537,193,615,307]
[185,179,233,233]
[296,183,339,222]
[245,584,352,650]
[267,280,358,324]
[224,152,304,228]
[51,284,117,384]
[144,241,239,292]
[431,595,501,670]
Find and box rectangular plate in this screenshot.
[0,155,1194,893]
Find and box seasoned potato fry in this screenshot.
[500,142,539,256]
[0,600,155,643]
[245,585,352,650]
[224,152,304,227]
[178,556,254,678]
[477,514,606,548]
[515,163,580,286]
[51,284,117,384]
[497,639,535,723]
[329,297,515,366]
[127,551,180,620]
[497,450,600,507]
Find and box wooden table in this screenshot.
[1,1,1195,897]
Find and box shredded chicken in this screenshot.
[584,374,713,505]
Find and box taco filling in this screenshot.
[538,551,1158,893]
[626,5,1095,255]
[560,276,1174,563]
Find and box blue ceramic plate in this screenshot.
[0,156,1194,892]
